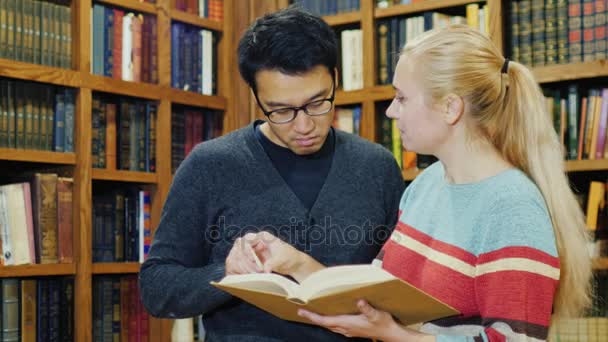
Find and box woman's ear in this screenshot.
[443,94,464,125]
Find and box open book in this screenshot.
[211,264,458,325]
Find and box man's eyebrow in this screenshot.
[265,88,330,107]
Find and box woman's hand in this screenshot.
[298,300,434,342]
[250,231,325,282]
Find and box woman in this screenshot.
[236,25,592,341]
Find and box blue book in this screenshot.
[53,92,65,152]
[63,89,75,152]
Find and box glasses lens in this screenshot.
[305,100,333,115]
[268,108,295,123]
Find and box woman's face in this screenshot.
[385,57,449,155]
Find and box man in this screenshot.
[139,6,405,341]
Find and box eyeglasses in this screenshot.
[254,81,336,124]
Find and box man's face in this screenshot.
[254,65,335,155]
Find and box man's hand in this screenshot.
[251,231,324,282]
[225,233,263,276]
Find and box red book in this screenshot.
[141,17,150,83]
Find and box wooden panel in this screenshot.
[0,149,76,164]
[375,0,485,18]
[361,0,376,89]
[0,58,81,87]
[170,10,224,31]
[168,88,227,109]
[0,264,76,278]
[84,74,163,100]
[97,0,159,15]
[335,85,394,105]
[593,258,608,270]
[323,12,361,26]
[75,0,92,73]
[158,0,172,87]
[219,0,236,133]
[92,169,159,184]
[360,101,377,142]
[532,60,608,84]
[565,159,608,172]
[74,87,93,342]
[91,262,141,274]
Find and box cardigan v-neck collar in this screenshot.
[243,120,343,217]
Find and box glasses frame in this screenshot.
[253,77,336,124]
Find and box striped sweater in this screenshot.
[376,162,560,341]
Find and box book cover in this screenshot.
[212,264,458,326]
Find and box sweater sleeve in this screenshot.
[435,194,560,342]
[139,148,233,318]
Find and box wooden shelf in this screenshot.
[532,60,608,84]
[170,10,223,31]
[92,262,141,274]
[0,148,77,164]
[84,74,163,100]
[323,11,361,26]
[0,58,81,88]
[0,263,76,278]
[96,0,158,15]
[592,257,608,270]
[168,88,227,110]
[375,0,483,18]
[336,85,394,105]
[92,169,158,184]
[565,159,608,172]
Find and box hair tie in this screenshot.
[501,58,510,74]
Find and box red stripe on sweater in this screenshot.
[476,271,557,326]
[382,239,478,315]
[485,327,507,342]
[395,221,478,265]
[477,246,560,268]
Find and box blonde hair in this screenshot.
[400,25,591,319]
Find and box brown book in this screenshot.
[120,277,130,342]
[21,279,37,342]
[56,177,73,264]
[31,173,58,264]
[131,15,143,83]
[212,264,458,326]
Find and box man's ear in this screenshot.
[443,94,464,125]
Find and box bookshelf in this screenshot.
[0,0,234,341]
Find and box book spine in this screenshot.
[569,0,584,62]
[57,177,73,264]
[510,1,520,62]
[519,0,533,66]
[595,0,607,60]
[104,7,114,78]
[113,9,124,80]
[63,89,74,152]
[53,92,65,152]
[545,0,558,65]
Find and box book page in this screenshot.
[218,273,299,298]
[298,264,395,301]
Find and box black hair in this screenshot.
[237,5,338,91]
